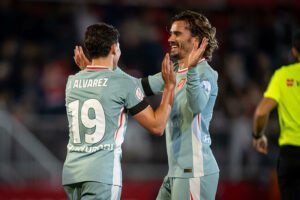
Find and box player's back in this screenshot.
[62,66,137,186]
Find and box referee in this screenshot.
[253,30,300,200]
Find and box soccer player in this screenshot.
[62,23,176,200]
[74,10,218,200]
[253,30,300,200]
[64,22,207,200]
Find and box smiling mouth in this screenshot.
[170,42,179,49]
[171,45,179,50]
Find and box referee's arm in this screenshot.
[252,97,277,154]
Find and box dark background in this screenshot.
[0,0,299,199]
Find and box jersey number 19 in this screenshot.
[67,99,105,144]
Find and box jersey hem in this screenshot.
[167,169,220,178]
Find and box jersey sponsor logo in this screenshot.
[135,87,144,100]
[286,79,294,87]
[73,78,108,89]
[176,78,186,92]
[67,143,114,153]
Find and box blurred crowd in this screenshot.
[0,1,300,182]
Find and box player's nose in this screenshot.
[168,34,176,43]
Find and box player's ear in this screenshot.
[292,47,299,58]
[111,43,117,55]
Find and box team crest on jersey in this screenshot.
[200,81,211,96]
[135,87,144,100]
[176,78,186,92]
[286,79,294,87]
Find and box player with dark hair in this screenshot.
[74,10,219,200]
[169,10,218,62]
[62,22,176,200]
[64,22,207,200]
[253,30,300,200]
[151,10,219,200]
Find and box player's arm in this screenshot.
[186,38,211,114]
[252,97,277,154]
[141,62,179,96]
[133,53,175,136]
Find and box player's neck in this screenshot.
[178,58,188,70]
[91,57,114,70]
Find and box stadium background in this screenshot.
[0,0,300,199]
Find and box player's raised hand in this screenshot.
[253,135,268,155]
[187,37,208,68]
[73,46,91,70]
[161,53,176,89]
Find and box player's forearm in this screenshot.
[253,109,269,138]
[151,86,174,135]
[186,67,209,114]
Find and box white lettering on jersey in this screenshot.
[87,79,93,87]
[93,79,98,87]
[67,80,72,90]
[72,78,109,88]
[103,78,108,86]
[83,79,88,88]
[79,80,83,88]
[67,143,114,153]
[200,81,211,97]
[74,80,79,88]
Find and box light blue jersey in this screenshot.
[63,66,147,186]
[147,60,219,177]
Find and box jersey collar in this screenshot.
[177,58,207,73]
[86,65,109,70]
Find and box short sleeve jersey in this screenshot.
[62,66,146,186]
[264,63,300,146]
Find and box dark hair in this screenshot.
[84,23,120,59]
[292,30,300,52]
[171,10,218,61]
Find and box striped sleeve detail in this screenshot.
[113,108,127,186]
[192,114,204,177]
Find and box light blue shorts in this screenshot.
[63,181,121,200]
[156,173,219,200]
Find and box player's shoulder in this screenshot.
[197,60,218,78]
[67,74,76,82]
[111,70,138,85]
[281,62,300,72]
[274,62,299,77]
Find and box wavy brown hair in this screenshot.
[171,10,218,61]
